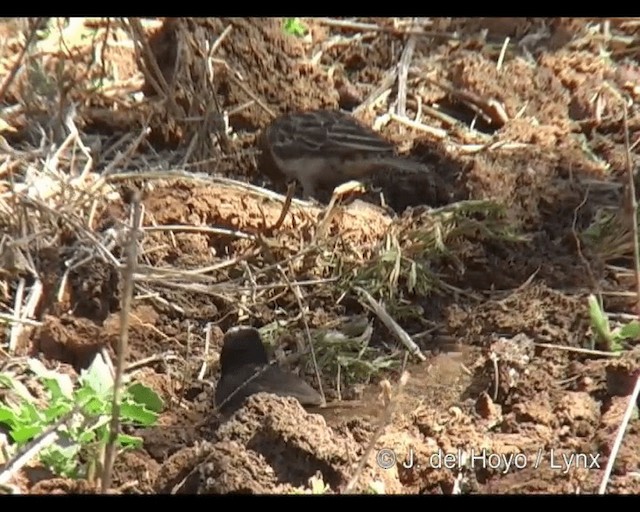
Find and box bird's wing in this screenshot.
[270,111,395,159]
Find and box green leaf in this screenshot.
[27,359,74,400]
[77,428,98,445]
[283,18,308,37]
[42,401,73,423]
[41,443,81,478]
[0,406,18,426]
[117,434,143,449]
[127,383,164,413]
[79,354,113,398]
[12,424,42,444]
[120,402,158,426]
[76,390,108,416]
[588,294,610,341]
[0,372,36,402]
[616,321,640,341]
[22,402,43,424]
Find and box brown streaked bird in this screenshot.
[214,326,323,415]
[258,109,429,200]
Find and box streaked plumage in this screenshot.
[258,109,427,199]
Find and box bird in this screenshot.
[258,109,429,200]
[214,326,323,415]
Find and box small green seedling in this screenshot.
[283,18,308,38]
[0,355,163,478]
[588,294,640,352]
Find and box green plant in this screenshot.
[0,356,163,478]
[588,294,640,351]
[283,18,308,38]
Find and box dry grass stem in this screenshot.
[100,195,142,492]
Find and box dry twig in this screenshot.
[100,193,142,492]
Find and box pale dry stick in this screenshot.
[621,101,640,316]
[608,312,640,321]
[209,23,233,57]
[353,66,399,116]
[455,141,530,155]
[0,425,59,486]
[135,284,185,314]
[396,29,417,118]
[58,104,94,180]
[240,260,258,313]
[601,290,640,298]
[276,265,326,404]
[144,280,237,301]
[100,195,142,493]
[10,279,42,352]
[490,352,500,402]
[126,352,180,372]
[313,186,348,244]
[0,313,41,327]
[142,224,256,240]
[7,278,25,353]
[44,107,83,177]
[598,374,640,494]
[426,77,509,126]
[313,17,454,38]
[389,112,447,139]
[133,261,253,282]
[0,18,44,101]
[204,25,234,149]
[355,287,426,362]
[311,18,386,32]
[197,323,213,381]
[420,103,464,128]
[234,277,339,293]
[534,342,621,358]
[105,169,313,206]
[496,36,510,72]
[343,372,410,493]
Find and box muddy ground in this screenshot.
[1,17,640,494]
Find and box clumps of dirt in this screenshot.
[31,305,194,372]
[140,17,341,170]
[447,284,590,346]
[154,393,402,494]
[33,315,111,369]
[605,347,640,399]
[68,259,120,322]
